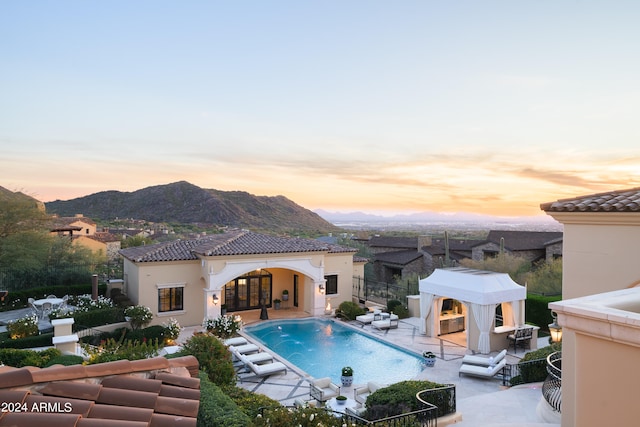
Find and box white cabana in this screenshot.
[419,267,527,354]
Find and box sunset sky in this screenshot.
[2,1,639,217]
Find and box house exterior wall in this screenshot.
[545,211,640,427]
[123,249,358,327]
[74,236,107,259]
[545,241,563,262]
[472,242,546,263]
[70,219,96,236]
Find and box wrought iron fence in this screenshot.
[542,351,562,413]
[501,357,549,387]
[352,276,418,307]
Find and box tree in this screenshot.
[524,258,562,295]
[459,252,531,284]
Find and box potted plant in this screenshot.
[422,351,437,367]
[274,299,281,309]
[336,395,348,405]
[341,366,353,387]
[282,289,289,301]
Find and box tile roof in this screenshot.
[476,230,563,250]
[367,236,417,249]
[541,187,640,212]
[373,249,423,265]
[119,229,356,262]
[0,356,200,427]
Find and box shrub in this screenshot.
[197,371,251,427]
[202,315,242,339]
[180,333,236,387]
[512,343,562,385]
[7,313,39,339]
[124,305,153,330]
[387,299,402,313]
[0,348,61,368]
[525,293,563,333]
[0,332,53,349]
[222,385,280,420]
[336,301,365,320]
[252,406,344,427]
[52,306,125,329]
[365,380,450,419]
[162,317,182,341]
[45,354,85,367]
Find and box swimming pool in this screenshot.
[244,318,425,385]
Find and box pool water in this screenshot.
[244,318,425,385]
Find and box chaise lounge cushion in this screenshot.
[224,337,248,346]
[310,377,340,402]
[459,359,506,378]
[371,314,399,330]
[246,360,287,377]
[356,309,382,325]
[461,349,507,367]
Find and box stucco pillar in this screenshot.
[203,288,221,320]
[313,280,327,316]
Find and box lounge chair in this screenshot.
[354,381,384,404]
[245,360,287,377]
[225,337,248,346]
[371,313,399,330]
[356,309,381,326]
[309,377,340,402]
[459,359,506,379]
[461,349,507,367]
[228,343,259,361]
[236,351,274,366]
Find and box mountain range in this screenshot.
[44,181,339,234]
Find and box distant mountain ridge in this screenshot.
[44,181,339,233]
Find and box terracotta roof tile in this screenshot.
[154,371,200,388]
[0,368,33,388]
[88,403,154,422]
[95,387,157,409]
[119,229,356,262]
[130,357,170,372]
[154,395,200,417]
[158,384,200,401]
[100,375,163,394]
[541,187,640,212]
[84,360,133,377]
[150,413,197,427]
[76,418,149,427]
[24,395,93,417]
[0,412,81,427]
[0,356,201,427]
[39,381,103,401]
[31,364,87,383]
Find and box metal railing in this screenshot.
[352,276,418,306]
[501,357,549,386]
[263,384,455,426]
[542,351,562,413]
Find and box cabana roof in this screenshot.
[419,267,526,305]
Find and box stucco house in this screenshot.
[50,214,121,261]
[119,229,366,328]
[541,187,640,427]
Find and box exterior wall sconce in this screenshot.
[318,284,325,294]
[548,311,562,343]
[212,294,219,305]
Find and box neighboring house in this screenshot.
[50,214,121,260]
[542,187,640,427]
[75,232,122,261]
[50,214,97,236]
[368,232,561,283]
[119,229,366,328]
[471,230,563,263]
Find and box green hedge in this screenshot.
[0,348,61,367]
[197,371,250,427]
[336,301,366,320]
[0,332,54,349]
[71,306,126,330]
[44,354,85,367]
[80,325,168,346]
[525,293,562,333]
[366,380,451,419]
[510,343,562,386]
